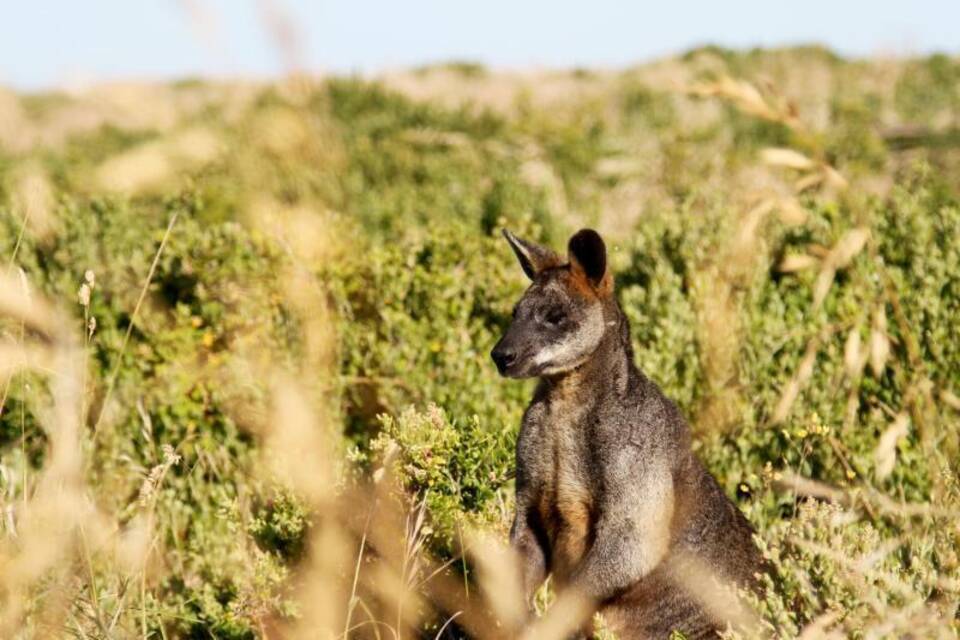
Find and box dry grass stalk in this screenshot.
[796,611,843,640]
[137,445,182,507]
[761,147,817,171]
[812,228,870,309]
[776,471,960,520]
[874,413,909,481]
[941,389,960,411]
[777,253,819,273]
[771,332,825,425]
[843,327,866,380]
[94,127,222,194]
[467,533,525,631]
[9,162,57,242]
[0,272,59,339]
[0,274,92,634]
[686,77,802,130]
[692,265,743,434]
[868,307,890,378]
[665,552,761,636]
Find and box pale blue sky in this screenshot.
[1,1,958,90]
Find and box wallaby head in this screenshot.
[491,228,615,378]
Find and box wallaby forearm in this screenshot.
[510,508,548,605]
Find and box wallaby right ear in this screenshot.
[568,228,612,294]
[502,229,560,280]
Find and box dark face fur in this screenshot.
[491,229,612,378]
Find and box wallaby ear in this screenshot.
[568,228,610,292]
[502,229,559,280]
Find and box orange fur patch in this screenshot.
[566,265,614,299]
[538,480,595,582]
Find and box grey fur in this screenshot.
[492,229,767,640]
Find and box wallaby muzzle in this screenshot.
[490,335,521,377]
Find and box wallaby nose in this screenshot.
[491,346,517,374]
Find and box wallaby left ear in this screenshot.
[568,228,611,293]
[502,229,560,280]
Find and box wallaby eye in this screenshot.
[544,308,566,326]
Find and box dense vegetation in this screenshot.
[1,47,960,638]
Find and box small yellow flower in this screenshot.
[191,316,204,328]
[202,331,215,348]
[846,469,856,480]
[796,428,808,439]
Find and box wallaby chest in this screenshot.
[518,391,599,578]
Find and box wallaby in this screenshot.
[491,228,767,639]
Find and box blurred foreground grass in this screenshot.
[1,47,960,638]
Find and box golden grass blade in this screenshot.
[777,471,960,519]
[265,379,334,504]
[95,127,222,194]
[777,253,819,273]
[797,611,842,640]
[761,147,816,171]
[0,344,55,382]
[467,532,525,633]
[772,335,821,424]
[0,272,58,338]
[874,413,909,481]
[869,307,890,378]
[843,327,865,379]
[10,162,57,242]
[775,196,809,225]
[794,172,825,193]
[941,389,960,410]
[519,589,593,640]
[812,265,837,309]
[832,228,870,268]
[812,228,869,309]
[823,165,849,190]
[666,552,762,635]
[775,471,849,504]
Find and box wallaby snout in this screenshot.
[490,340,517,376]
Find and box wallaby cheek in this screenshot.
[564,305,606,363]
[533,305,605,372]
